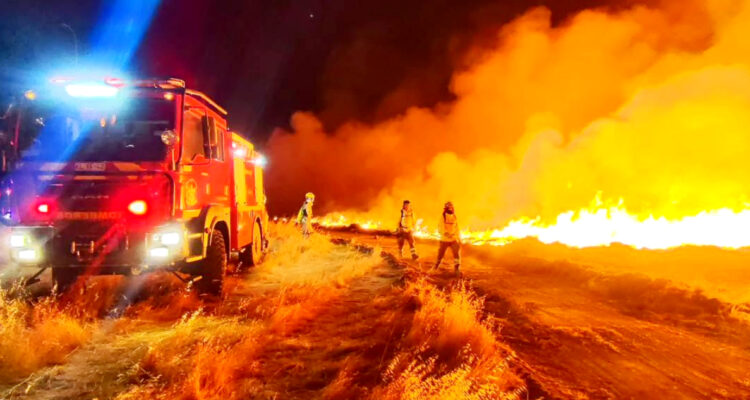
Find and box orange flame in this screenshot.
[274,1,750,252]
[317,196,750,249]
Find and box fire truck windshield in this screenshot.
[17,97,175,162]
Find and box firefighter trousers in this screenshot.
[435,240,461,270]
[397,230,418,258]
[300,219,312,237]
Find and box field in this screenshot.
[0,223,747,399]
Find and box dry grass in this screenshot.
[0,223,526,399]
[124,273,203,322]
[255,222,381,287]
[0,287,92,382]
[268,285,342,335]
[119,313,265,400]
[321,359,367,400]
[406,281,498,360]
[370,280,525,400]
[59,276,123,319]
[120,223,384,398]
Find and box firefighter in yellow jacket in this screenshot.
[296,192,315,236]
[397,200,419,260]
[434,201,461,275]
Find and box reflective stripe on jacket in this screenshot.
[297,202,313,224]
[438,213,459,242]
[399,209,416,232]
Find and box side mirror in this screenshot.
[161,129,178,148]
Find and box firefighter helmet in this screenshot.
[305,192,316,201]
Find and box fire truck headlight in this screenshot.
[148,247,169,259]
[159,232,181,246]
[17,249,40,262]
[10,234,29,248]
[152,226,183,246]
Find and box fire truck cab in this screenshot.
[1,77,268,295]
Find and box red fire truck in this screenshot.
[0,77,268,295]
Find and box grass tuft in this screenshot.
[0,286,92,382]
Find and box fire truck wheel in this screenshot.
[52,268,80,293]
[239,221,264,268]
[249,221,264,266]
[195,229,227,296]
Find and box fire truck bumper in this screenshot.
[8,223,192,274]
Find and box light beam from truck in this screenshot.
[89,0,161,68]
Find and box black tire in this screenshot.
[194,229,227,296]
[51,268,80,293]
[249,221,264,266]
[239,221,265,268]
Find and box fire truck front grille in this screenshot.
[46,222,146,267]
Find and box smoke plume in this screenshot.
[266,0,750,230]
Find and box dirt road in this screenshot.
[0,225,408,399]
[345,231,750,399]
[1,224,749,399]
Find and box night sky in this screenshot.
[1,0,628,142]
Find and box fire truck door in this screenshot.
[234,155,253,248]
[254,164,265,205]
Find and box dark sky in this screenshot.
[1,0,627,142]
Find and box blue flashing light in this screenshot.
[64,83,120,98]
[90,0,161,68]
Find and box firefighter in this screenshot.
[296,192,315,236]
[434,201,461,275]
[397,200,419,260]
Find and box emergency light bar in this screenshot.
[64,83,120,98]
[49,76,186,98]
[253,154,267,167]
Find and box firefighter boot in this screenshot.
[411,248,419,261]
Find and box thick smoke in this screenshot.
[266,0,750,230]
